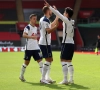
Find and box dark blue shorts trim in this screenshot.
[24,50,42,61]
[39,45,52,58]
[60,43,74,60]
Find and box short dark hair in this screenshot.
[29,14,37,19]
[42,6,49,14]
[65,7,73,18]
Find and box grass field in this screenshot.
[0,52,100,90]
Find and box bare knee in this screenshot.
[45,57,53,63]
[24,60,30,66]
[37,59,42,63]
[61,59,72,62]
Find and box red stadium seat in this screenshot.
[0,32,20,41]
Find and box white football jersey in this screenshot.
[24,24,40,50]
[49,6,74,44]
[62,19,74,44]
[39,16,51,45]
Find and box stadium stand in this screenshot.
[0,32,20,41]
[0,32,21,46]
[0,0,100,51]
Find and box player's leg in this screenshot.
[45,57,56,83]
[66,61,74,84]
[44,45,55,83]
[66,44,74,84]
[39,45,54,84]
[32,50,43,74]
[59,44,68,84]
[60,59,74,84]
[32,49,50,84]
[37,60,43,74]
[45,45,53,80]
[59,44,74,84]
[19,50,31,82]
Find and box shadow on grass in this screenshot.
[25,82,89,90]
[68,83,90,90]
[25,81,66,89]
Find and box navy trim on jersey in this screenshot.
[68,18,71,21]
[25,25,30,50]
[61,23,67,56]
[42,16,50,57]
[45,31,48,45]
[26,25,30,30]
[45,31,49,57]
[43,16,50,24]
[26,38,28,50]
[63,23,67,43]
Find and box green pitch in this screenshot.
[0,52,100,90]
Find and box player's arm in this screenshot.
[46,25,57,34]
[44,19,59,34]
[44,0,68,23]
[23,28,37,39]
[51,16,59,28]
[49,6,68,23]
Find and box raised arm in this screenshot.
[44,0,68,23]
[51,16,59,28]
[44,22,59,34]
[49,6,68,23]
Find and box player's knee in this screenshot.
[24,60,30,66]
[51,58,53,62]
[37,59,42,63]
[45,57,53,62]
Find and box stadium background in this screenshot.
[0,0,100,52]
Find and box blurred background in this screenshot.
[0,0,100,52]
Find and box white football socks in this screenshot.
[38,61,43,74]
[61,62,68,82]
[20,64,27,77]
[41,61,50,80]
[67,62,74,81]
[45,65,51,80]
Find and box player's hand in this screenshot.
[44,0,50,7]
[31,35,37,40]
[53,5,57,10]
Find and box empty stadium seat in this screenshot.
[0,32,20,41]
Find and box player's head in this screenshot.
[42,6,52,18]
[64,7,73,18]
[29,14,37,25]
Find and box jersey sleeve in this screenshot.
[23,28,28,34]
[44,22,50,29]
[23,26,30,34]
[49,6,69,23]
